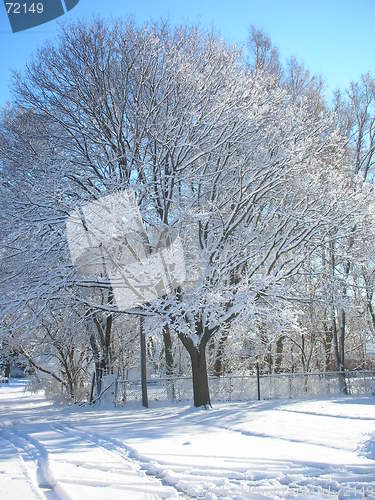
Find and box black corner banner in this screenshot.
[4,1,80,33]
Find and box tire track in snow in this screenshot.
[51,422,194,499]
[202,420,375,498]
[51,422,302,499]
[0,429,70,500]
[0,432,43,500]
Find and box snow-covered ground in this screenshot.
[1,380,375,499]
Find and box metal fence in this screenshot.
[114,370,375,405]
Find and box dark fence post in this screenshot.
[140,316,149,408]
[256,357,261,401]
[89,371,96,403]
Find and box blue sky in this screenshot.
[1,0,374,106]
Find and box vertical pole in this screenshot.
[140,315,149,408]
[256,356,261,401]
[114,378,118,406]
[89,371,96,403]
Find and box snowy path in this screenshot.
[1,380,375,499]
[0,381,179,499]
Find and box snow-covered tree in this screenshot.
[1,19,374,407]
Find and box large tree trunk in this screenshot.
[179,333,211,408]
[190,347,211,407]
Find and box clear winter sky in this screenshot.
[0,0,374,106]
